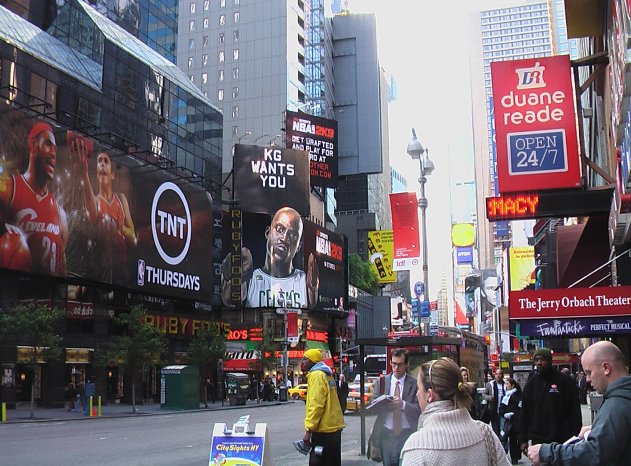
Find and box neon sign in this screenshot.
[487,193,539,221]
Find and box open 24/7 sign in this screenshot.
[491,56,581,193]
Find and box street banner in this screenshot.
[491,55,581,192]
[508,246,536,291]
[389,192,420,271]
[509,286,631,319]
[515,315,631,338]
[367,230,397,283]
[285,110,338,188]
[233,144,310,216]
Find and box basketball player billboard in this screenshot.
[0,103,214,301]
[233,144,310,217]
[285,110,338,188]
[220,209,346,310]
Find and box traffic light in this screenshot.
[484,335,491,345]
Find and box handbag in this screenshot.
[366,375,385,462]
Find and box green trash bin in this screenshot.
[160,365,199,410]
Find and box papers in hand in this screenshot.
[366,394,393,411]
[563,436,582,445]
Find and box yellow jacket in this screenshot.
[304,362,345,433]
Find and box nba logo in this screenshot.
[137,259,145,286]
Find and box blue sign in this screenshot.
[414,281,424,297]
[210,435,264,465]
[507,130,567,175]
[411,298,419,323]
[456,247,473,264]
[516,316,631,338]
[420,300,430,318]
[495,221,510,237]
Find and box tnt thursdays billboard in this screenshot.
[491,55,581,193]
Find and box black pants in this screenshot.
[309,430,342,466]
[380,427,415,466]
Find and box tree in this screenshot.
[249,327,278,396]
[186,325,226,407]
[0,302,64,419]
[348,253,380,295]
[94,305,166,414]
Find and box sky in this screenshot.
[347,1,487,301]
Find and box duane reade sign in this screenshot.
[509,286,631,319]
[491,55,581,193]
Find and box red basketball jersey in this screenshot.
[97,193,125,231]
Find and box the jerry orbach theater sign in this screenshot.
[509,286,631,319]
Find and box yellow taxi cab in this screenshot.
[346,382,374,413]
[288,383,308,400]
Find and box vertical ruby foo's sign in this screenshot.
[491,55,581,193]
[509,286,631,319]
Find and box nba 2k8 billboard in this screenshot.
[0,103,213,300]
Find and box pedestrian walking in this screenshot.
[301,348,344,466]
[336,373,349,413]
[519,347,581,455]
[483,368,507,437]
[65,383,75,412]
[400,357,509,465]
[527,341,631,465]
[205,378,215,405]
[460,366,480,420]
[499,377,522,464]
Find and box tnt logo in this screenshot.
[151,182,192,265]
[137,259,145,286]
[515,62,546,90]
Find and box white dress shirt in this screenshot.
[383,373,412,431]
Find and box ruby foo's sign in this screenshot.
[510,286,631,319]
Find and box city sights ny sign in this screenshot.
[491,55,581,193]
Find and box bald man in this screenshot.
[527,341,631,465]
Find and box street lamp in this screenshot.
[407,128,434,335]
[268,134,282,146]
[237,130,252,143]
[254,132,270,143]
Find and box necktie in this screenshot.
[393,380,402,435]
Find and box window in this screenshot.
[219,51,225,62]
[189,39,195,50]
[232,126,239,136]
[189,75,194,82]
[232,87,238,98]
[233,12,239,23]
[232,68,239,79]
[204,18,209,28]
[202,54,208,65]
[220,0,225,6]
[232,106,239,118]
[219,33,225,43]
[219,14,225,26]
[189,20,195,31]
[202,73,208,84]
[188,57,194,68]
[233,30,239,42]
[203,36,209,47]
[218,89,224,101]
[233,49,239,60]
[203,91,208,97]
[190,2,196,13]
[234,0,239,4]
[218,70,224,81]
[204,0,209,10]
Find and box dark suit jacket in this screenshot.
[337,380,350,400]
[371,373,421,443]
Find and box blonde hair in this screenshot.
[419,357,473,410]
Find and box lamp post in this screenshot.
[254,132,270,144]
[237,130,252,143]
[268,134,282,146]
[407,128,434,335]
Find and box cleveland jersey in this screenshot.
[246,268,307,308]
[8,174,64,275]
[97,193,125,231]
[90,193,127,284]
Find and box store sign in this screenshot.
[367,230,397,283]
[390,192,420,270]
[306,329,328,342]
[145,313,229,336]
[509,286,631,319]
[517,316,631,337]
[456,247,473,264]
[491,55,581,192]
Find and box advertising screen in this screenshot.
[220,209,347,310]
[0,104,213,300]
[285,110,338,188]
[233,144,310,216]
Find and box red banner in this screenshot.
[287,312,298,338]
[509,286,631,319]
[389,192,420,269]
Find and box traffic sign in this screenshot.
[420,300,430,318]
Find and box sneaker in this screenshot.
[293,440,310,455]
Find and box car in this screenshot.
[288,383,308,400]
[346,382,374,413]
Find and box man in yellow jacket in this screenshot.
[301,348,345,466]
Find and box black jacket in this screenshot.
[499,389,521,431]
[519,367,581,444]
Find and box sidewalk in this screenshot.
[2,398,290,424]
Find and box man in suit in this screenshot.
[337,373,350,413]
[371,348,421,466]
[483,368,507,437]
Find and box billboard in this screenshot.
[367,230,396,284]
[0,103,213,300]
[389,192,420,271]
[233,144,310,216]
[491,55,581,193]
[516,316,631,338]
[221,209,347,310]
[508,246,536,291]
[285,110,338,188]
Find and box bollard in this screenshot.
[89,396,93,417]
[1,402,5,422]
[98,395,102,417]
